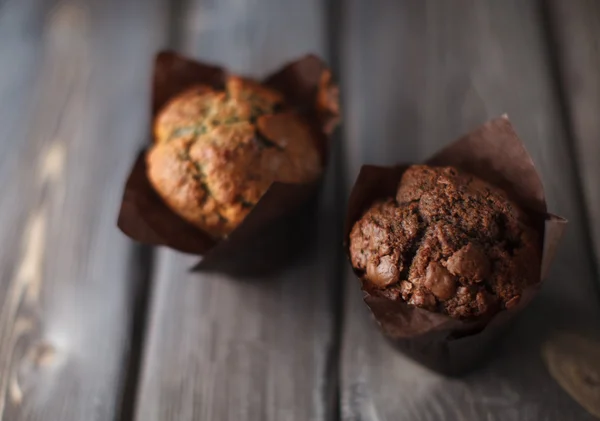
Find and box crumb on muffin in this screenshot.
[349,165,540,320]
[147,76,323,238]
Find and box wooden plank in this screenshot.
[0,0,168,419]
[339,1,600,420]
[546,0,600,271]
[0,0,48,296]
[133,1,340,420]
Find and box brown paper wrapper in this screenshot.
[117,51,339,272]
[344,116,567,375]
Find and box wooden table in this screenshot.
[1,0,599,420]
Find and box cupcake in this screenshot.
[344,117,566,375]
[349,165,540,320]
[148,76,322,238]
[118,51,339,260]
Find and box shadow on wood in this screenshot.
[194,191,321,279]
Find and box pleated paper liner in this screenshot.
[118,51,339,274]
[344,116,567,375]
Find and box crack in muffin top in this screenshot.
[147,76,322,238]
[349,165,541,320]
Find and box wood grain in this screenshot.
[546,0,600,272]
[0,0,168,419]
[133,1,341,420]
[339,1,600,420]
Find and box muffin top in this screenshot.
[147,76,323,238]
[349,165,540,319]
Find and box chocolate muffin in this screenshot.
[147,76,322,238]
[349,165,540,320]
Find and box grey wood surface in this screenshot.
[1,0,599,420]
[339,1,600,420]
[544,4,600,416]
[133,1,342,420]
[547,0,600,272]
[0,0,168,419]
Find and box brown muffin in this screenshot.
[349,165,540,320]
[147,76,323,238]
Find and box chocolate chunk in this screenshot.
[424,262,457,301]
[446,243,490,282]
[366,254,400,287]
